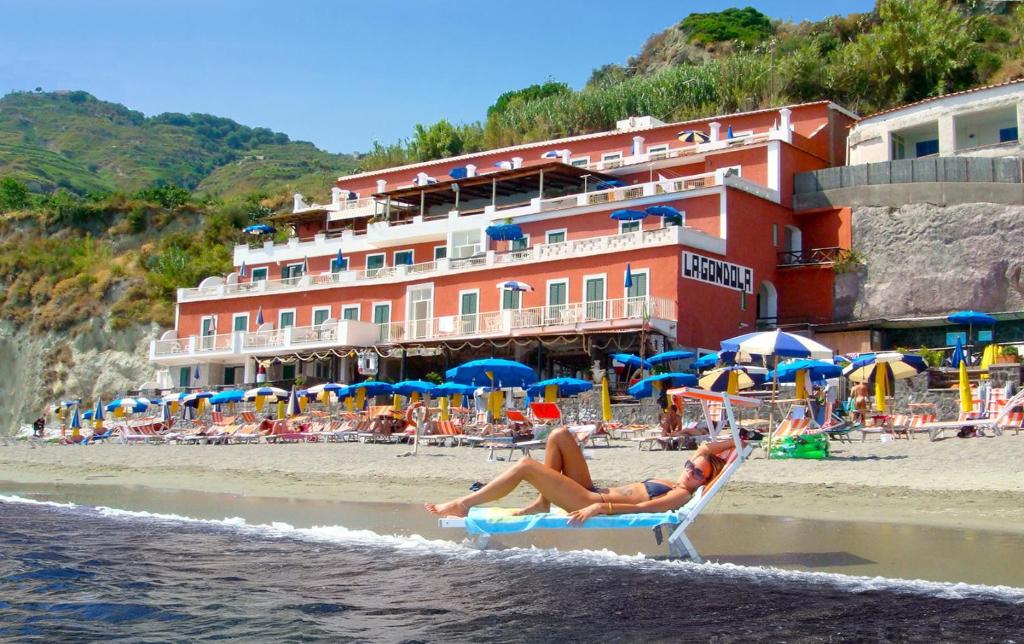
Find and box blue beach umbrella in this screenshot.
[243,386,289,401]
[648,350,696,366]
[485,224,524,242]
[181,404,196,421]
[628,373,698,399]
[610,209,648,222]
[306,382,344,396]
[334,248,345,270]
[526,377,594,398]
[767,359,843,383]
[610,353,652,370]
[497,280,534,292]
[449,166,468,179]
[726,125,735,139]
[947,310,996,327]
[193,365,201,381]
[351,380,395,397]
[593,178,624,190]
[105,398,149,413]
[393,380,437,397]
[693,351,738,371]
[69,406,81,430]
[287,387,302,417]
[434,382,477,398]
[92,398,105,422]
[447,358,537,388]
[542,150,560,158]
[645,205,681,218]
[238,261,247,278]
[161,402,172,423]
[256,306,264,326]
[209,389,244,405]
[243,224,275,235]
[624,263,633,289]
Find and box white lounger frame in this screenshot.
[440,388,760,562]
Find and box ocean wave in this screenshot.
[3,492,1023,604]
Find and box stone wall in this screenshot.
[842,202,1024,320]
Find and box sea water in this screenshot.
[1,490,1022,642]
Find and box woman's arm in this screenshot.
[696,436,737,458]
[567,488,692,525]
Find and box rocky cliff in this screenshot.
[0,319,158,434]
[843,202,1024,320]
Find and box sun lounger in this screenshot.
[773,417,811,438]
[424,420,464,446]
[919,389,1024,440]
[441,387,759,561]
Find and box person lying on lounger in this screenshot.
[425,426,735,525]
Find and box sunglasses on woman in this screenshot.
[684,460,707,482]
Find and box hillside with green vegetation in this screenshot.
[358,0,1024,169]
[0,90,358,199]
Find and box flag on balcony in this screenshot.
[238,261,247,278]
[256,306,264,326]
[193,365,200,381]
[624,263,633,289]
[726,125,735,139]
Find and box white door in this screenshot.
[407,284,434,340]
[585,277,606,321]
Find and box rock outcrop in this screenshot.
[846,202,1024,320]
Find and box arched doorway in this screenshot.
[757,281,778,328]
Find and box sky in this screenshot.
[0,0,876,154]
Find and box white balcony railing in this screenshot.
[379,296,675,344]
[581,131,771,173]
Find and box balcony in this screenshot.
[181,223,725,303]
[380,296,677,344]
[581,131,772,173]
[776,247,843,267]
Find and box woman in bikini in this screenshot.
[426,426,735,526]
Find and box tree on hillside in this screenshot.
[0,177,30,211]
[679,7,774,47]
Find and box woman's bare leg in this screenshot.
[426,457,600,517]
[516,427,594,515]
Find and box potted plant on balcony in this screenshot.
[995,345,1020,364]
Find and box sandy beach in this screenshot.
[3,434,1023,535]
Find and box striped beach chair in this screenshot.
[774,417,811,438]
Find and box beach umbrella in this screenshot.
[434,382,476,397]
[726,125,735,139]
[243,386,288,400]
[593,178,624,190]
[610,353,652,370]
[446,358,537,388]
[334,248,345,271]
[306,382,344,395]
[193,365,201,382]
[496,280,534,292]
[83,409,94,420]
[699,366,764,394]
[449,166,468,179]
[238,261,247,278]
[485,224,524,241]
[161,401,172,423]
[721,329,832,361]
[648,350,696,366]
[181,403,196,421]
[69,406,81,430]
[644,205,683,225]
[841,353,928,383]
[287,387,303,418]
[677,130,710,143]
[768,359,843,383]
[92,398,105,423]
[947,310,996,348]
[302,256,309,273]
[628,373,698,399]
[610,209,648,222]
[393,380,436,402]
[693,352,732,371]
[624,263,633,289]
[601,376,613,422]
[527,377,594,401]
[209,389,244,405]
[256,306,265,326]
[243,224,275,235]
[106,398,149,414]
[952,338,973,414]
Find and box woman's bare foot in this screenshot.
[424,500,469,517]
[512,498,550,516]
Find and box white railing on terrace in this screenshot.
[380,296,676,344]
[185,226,683,302]
[581,131,771,173]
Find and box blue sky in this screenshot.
[0,1,875,153]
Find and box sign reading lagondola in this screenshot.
[682,251,753,294]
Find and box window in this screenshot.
[945,331,967,346]
[394,249,414,266]
[313,307,331,326]
[250,267,268,282]
[772,223,779,247]
[740,290,747,311]
[200,316,217,351]
[546,279,568,323]
[647,144,669,156]
[545,229,566,245]
[450,230,482,258]
[178,367,190,388]
[282,364,296,380]
[459,290,479,334]
[341,305,360,321]
[282,263,303,283]
[569,156,590,167]
[223,366,237,386]
[279,310,295,329]
[373,303,391,341]
[915,139,939,157]
[433,245,447,260]
[1000,126,1019,143]
[601,152,622,162]
[626,269,648,299]
[366,253,385,276]
[502,289,521,310]
[233,313,249,332]
[584,275,606,320]
[331,257,348,272]
[619,220,640,234]
[511,235,529,252]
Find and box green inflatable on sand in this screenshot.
[770,434,829,460]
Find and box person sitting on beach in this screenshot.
[659,403,682,437]
[850,382,869,424]
[32,415,45,438]
[425,426,736,524]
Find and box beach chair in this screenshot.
[919,389,1024,440]
[424,420,464,446]
[528,402,562,425]
[440,388,759,561]
[773,417,811,439]
[996,411,1024,435]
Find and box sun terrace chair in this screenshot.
[424,420,464,446]
[918,389,1024,440]
[773,417,811,439]
[440,388,759,561]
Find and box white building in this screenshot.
[848,79,1024,165]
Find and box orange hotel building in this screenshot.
[150,101,856,390]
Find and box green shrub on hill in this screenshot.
[678,7,774,47]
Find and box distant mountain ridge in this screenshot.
[0,90,358,199]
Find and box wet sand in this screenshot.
[5,481,1024,588]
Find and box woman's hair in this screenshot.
[701,453,727,488]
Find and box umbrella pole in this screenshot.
[766,355,779,460]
